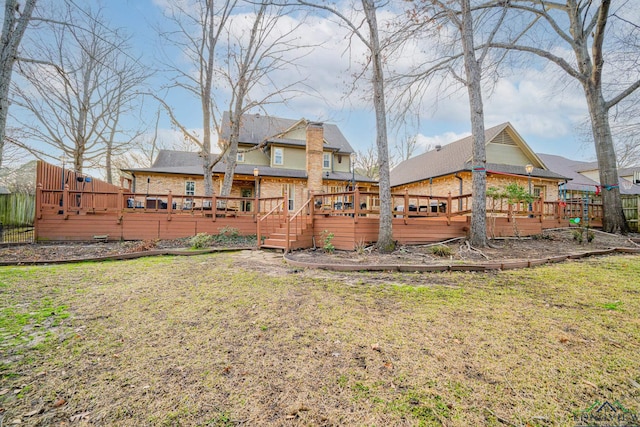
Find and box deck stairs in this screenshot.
[261,217,314,251]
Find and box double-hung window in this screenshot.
[323,152,331,169]
[273,147,284,165]
[185,181,195,196]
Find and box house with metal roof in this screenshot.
[390,123,567,205]
[121,113,376,211]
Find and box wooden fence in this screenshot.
[0,193,35,226]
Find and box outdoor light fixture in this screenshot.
[350,152,357,191]
[525,164,534,215]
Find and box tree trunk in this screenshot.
[220,112,241,197]
[460,0,487,247]
[584,85,628,232]
[0,0,36,168]
[362,0,394,253]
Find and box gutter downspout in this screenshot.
[454,173,463,211]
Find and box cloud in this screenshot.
[415,131,470,152]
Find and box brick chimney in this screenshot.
[306,122,324,193]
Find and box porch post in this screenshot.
[167,191,173,221]
[212,195,217,222]
[284,189,290,252]
[446,192,452,226]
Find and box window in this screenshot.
[533,185,544,199]
[237,152,245,162]
[282,184,294,210]
[323,152,331,169]
[273,147,283,165]
[185,181,195,196]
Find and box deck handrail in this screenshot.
[257,198,285,248]
[286,197,313,252]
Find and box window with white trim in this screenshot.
[237,152,245,162]
[185,181,195,196]
[282,184,294,210]
[323,152,331,169]
[273,147,284,165]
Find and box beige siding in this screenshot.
[486,143,532,166]
[272,146,306,169]
[332,153,351,173]
[284,126,306,140]
[238,145,269,165]
[580,170,600,182]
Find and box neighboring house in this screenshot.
[121,113,376,210]
[538,153,640,198]
[390,123,567,207]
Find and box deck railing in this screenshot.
[257,197,285,247]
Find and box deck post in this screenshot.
[254,194,259,222]
[309,191,315,229]
[117,188,124,223]
[404,189,409,223]
[538,196,543,223]
[212,195,217,222]
[63,184,70,219]
[167,191,173,221]
[354,188,360,224]
[285,190,290,252]
[36,183,43,220]
[446,192,452,225]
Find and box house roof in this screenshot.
[122,150,377,183]
[390,122,566,187]
[219,112,354,153]
[538,153,640,195]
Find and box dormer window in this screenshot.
[323,152,331,169]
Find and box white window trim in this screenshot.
[273,147,284,166]
[323,152,331,169]
[237,152,245,162]
[185,181,196,196]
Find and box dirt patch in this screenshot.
[0,229,638,268]
[287,229,640,267]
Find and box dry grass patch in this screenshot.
[1,253,639,426]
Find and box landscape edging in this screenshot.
[282,247,640,272]
[0,247,254,266]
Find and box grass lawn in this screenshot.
[1,252,639,426]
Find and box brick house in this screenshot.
[390,122,567,208]
[121,113,376,210]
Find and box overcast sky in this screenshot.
[11,0,623,168]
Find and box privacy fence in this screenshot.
[0,193,36,244]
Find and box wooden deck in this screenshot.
[34,160,606,249]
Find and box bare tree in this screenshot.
[155,0,235,197]
[0,0,37,168]
[11,5,147,175]
[397,0,512,247]
[217,2,309,197]
[355,145,380,179]
[296,0,395,252]
[490,0,638,233]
